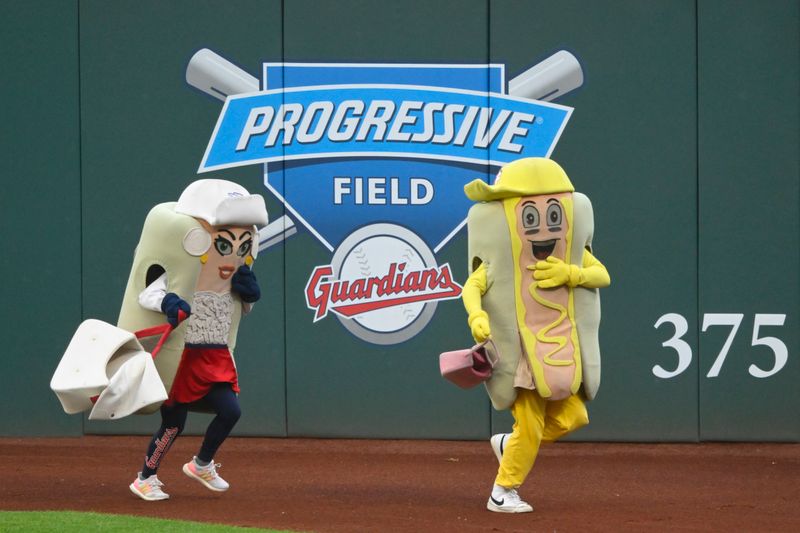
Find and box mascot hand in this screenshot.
[468,310,491,342]
[530,256,579,289]
[161,293,191,327]
[232,265,261,303]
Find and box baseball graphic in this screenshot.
[330,224,442,345]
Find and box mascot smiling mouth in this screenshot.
[530,239,557,260]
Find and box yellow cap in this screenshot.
[464,158,574,201]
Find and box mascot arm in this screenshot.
[138,273,168,312]
[462,263,491,342]
[231,265,261,303]
[531,250,610,289]
[576,249,611,288]
[137,273,192,327]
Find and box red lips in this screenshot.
[218,265,235,279]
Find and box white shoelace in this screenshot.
[198,462,222,477]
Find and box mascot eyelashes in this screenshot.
[461,158,610,513]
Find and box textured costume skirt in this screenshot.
[167,345,239,404]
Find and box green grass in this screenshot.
[0,511,297,532]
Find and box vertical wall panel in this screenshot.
[282,0,492,438]
[698,0,799,441]
[0,0,82,436]
[490,0,700,441]
[78,0,287,437]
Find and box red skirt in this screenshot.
[167,345,239,405]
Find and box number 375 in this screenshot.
[653,313,789,379]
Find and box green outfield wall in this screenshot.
[1,0,797,441]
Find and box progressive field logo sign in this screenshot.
[190,51,580,344]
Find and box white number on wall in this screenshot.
[702,313,744,377]
[749,314,788,378]
[653,313,788,379]
[653,313,693,378]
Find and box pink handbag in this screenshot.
[439,339,499,389]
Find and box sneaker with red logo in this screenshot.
[129,473,169,501]
[182,456,230,492]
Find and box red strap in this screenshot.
[135,323,171,339]
[134,323,175,360]
[133,310,188,360]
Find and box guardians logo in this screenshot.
[189,50,580,344]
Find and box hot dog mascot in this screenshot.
[122,179,268,501]
[461,157,610,513]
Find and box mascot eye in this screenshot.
[547,204,563,227]
[214,236,234,256]
[237,239,252,257]
[522,205,540,229]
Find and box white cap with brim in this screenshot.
[175,179,269,227]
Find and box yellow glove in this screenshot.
[529,256,579,289]
[468,309,491,342]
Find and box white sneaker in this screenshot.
[182,456,230,492]
[487,485,533,513]
[129,473,169,501]
[490,433,510,462]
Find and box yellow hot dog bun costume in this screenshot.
[462,158,609,410]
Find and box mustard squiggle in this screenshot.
[529,281,572,366]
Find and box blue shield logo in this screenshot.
[197,57,575,344]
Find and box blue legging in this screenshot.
[141,383,241,477]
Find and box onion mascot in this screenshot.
[120,179,268,501]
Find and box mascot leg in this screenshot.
[495,389,547,488]
[494,392,589,489]
[542,394,589,443]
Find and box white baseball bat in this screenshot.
[507,50,583,102]
[258,215,297,252]
[186,48,583,105]
[186,48,259,101]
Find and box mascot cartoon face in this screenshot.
[513,191,572,264]
[174,179,266,293]
[195,223,255,293]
